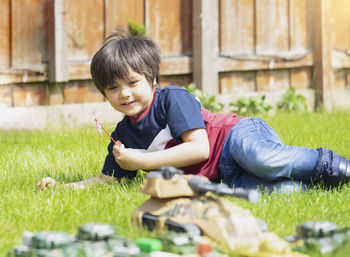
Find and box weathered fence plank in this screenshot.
[46,0,69,83]
[63,0,104,62]
[146,0,192,56]
[105,0,145,36]
[220,71,255,94]
[290,67,311,90]
[219,0,255,55]
[289,0,310,50]
[289,0,311,92]
[256,0,289,54]
[160,56,192,75]
[256,70,289,92]
[217,52,314,72]
[0,0,10,67]
[330,0,350,92]
[11,0,46,70]
[193,0,219,94]
[331,0,350,50]
[312,0,333,108]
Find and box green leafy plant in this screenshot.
[277,88,308,112]
[128,19,146,37]
[184,83,224,113]
[229,95,272,116]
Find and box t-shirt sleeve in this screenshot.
[163,87,206,140]
[101,129,138,179]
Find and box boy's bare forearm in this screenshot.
[141,141,209,170]
[116,140,209,171]
[64,173,118,189]
[64,177,101,189]
[141,128,209,170]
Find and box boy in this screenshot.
[37,30,350,193]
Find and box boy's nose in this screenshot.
[120,87,132,97]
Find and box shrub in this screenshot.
[229,95,272,116]
[277,88,308,112]
[184,83,224,113]
[128,19,146,37]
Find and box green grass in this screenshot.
[1,111,350,256]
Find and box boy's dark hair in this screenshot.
[90,28,161,96]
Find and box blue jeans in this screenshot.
[218,118,319,193]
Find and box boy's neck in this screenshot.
[129,89,157,123]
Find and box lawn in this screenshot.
[1,110,350,256]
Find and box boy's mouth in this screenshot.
[122,101,135,106]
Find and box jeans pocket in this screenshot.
[219,156,239,186]
[219,158,230,177]
[257,119,281,143]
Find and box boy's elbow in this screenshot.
[199,143,210,161]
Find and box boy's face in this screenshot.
[104,70,154,118]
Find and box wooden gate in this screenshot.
[0,0,349,110]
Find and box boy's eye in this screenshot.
[108,85,118,90]
[129,80,138,85]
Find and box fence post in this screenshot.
[312,0,333,109]
[192,0,219,94]
[47,0,68,83]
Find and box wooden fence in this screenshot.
[0,0,349,110]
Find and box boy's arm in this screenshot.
[36,173,119,190]
[113,128,210,171]
[64,173,119,189]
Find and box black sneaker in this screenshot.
[313,148,350,186]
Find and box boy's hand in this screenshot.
[112,144,144,170]
[36,177,57,190]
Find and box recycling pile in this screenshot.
[9,168,350,257]
[290,220,350,255]
[8,222,225,257]
[9,220,350,257]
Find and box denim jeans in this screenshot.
[218,117,319,193]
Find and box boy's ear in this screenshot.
[153,79,156,86]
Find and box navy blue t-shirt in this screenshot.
[102,86,206,178]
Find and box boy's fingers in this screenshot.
[112,146,119,159]
[113,143,124,154]
[37,179,45,189]
[113,143,124,149]
[37,177,56,190]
